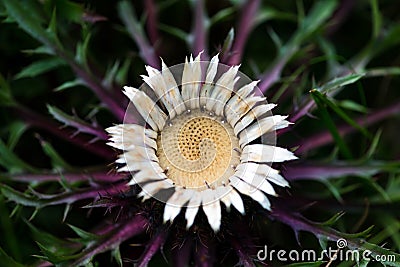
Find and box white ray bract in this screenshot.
[138,179,174,201]
[163,189,195,222]
[206,65,240,116]
[181,53,202,109]
[241,144,298,163]
[201,189,222,232]
[233,104,277,135]
[229,176,271,210]
[123,86,167,131]
[200,54,219,108]
[239,115,290,147]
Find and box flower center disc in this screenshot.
[157,110,240,190]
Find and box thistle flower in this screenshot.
[2,1,400,266]
[106,53,297,232]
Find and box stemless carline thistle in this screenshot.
[106,53,297,231]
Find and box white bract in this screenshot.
[107,53,297,232]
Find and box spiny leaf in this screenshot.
[15,57,66,79]
[26,220,81,256]
[75,32,91,69]
[319,212,346,226]
[47,105,107,139]
[0,184,43,207]
[3,0,60,51]
[35,242,79,264]
[68,224,101,242]
[319,74,364,93]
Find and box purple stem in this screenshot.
[225,0,260,66]
[71,216,148,266]
[294,100,400,154]
[192,0,208,60]
[270,207,341,241]
[5,171,124,183]
[172,237,193,267]
[41,182,128,206]
[69,62,126,121]
[14,106,115,160]
[137,229,168,267]
[144,0,159,46]
[119,3,160,69]
[282,162,381,181]
[258,56,289,93]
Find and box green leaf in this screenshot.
[319,74,364,93]
[365,67,400,77]
[209,7,235,26]
[370,0,382,39]
[35,242,78,264]
[320,179,344,202]
[75,32,92,69]
[46,0,84,23]
[54,79,84,92]
[255,7,296,26]
[0,247,24,267]
[22,45,54,55]
[68,224,101,242]
[0,73,15,106]
[115,57,132,85]
[0,184,43,207]
[38,138,73,171]
[2,0,60,50]
[111,246,122,267]
[15,58,66,79]
[221,28,234,56]
[310,89,352,159]
[0,139,37,173]
[102,61,120,89]
[47,105,106,138]
[158,23,188,42]
[288,0,338,49]
[6,122,27,151]
[336,100,368,113]
[319,212,346,226]
[311,89,371,138]
[0,195,21,262]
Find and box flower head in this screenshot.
[107,53,297,232]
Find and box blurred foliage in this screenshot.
[0,0,400,266]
